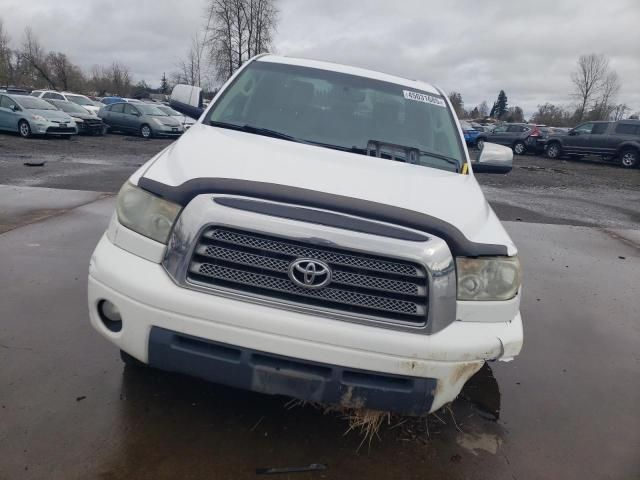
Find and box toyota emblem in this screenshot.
[288,259,332,289]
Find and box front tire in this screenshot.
[140,124,152,139]
[18,120,31,138]
[619,149,639,169]
[513,141,526,155]
[546,142,562,159]
[476,138,485,150]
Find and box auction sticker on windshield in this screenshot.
[403,90,446,108]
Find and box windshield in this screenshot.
[66,95,94,106]
[206,61,464,173]
[16,96,57,110]
[49,100,88,114]
[137,104,167,116]
[158,106,180,116]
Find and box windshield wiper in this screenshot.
[209,121,301,143]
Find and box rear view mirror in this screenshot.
[473,142,513,174]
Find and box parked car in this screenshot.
[476,123,542,155]
[45,99,106,135]
[98,102,184,138]
[460,120,482,148]
[100,96,124,105]
[30,90,101,115]
[0,86,30,95]
[544,120,640,168]
[0,94,77,138]
[157,105,197,129]
[88,54,523,416]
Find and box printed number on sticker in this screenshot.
[403,90,446,108]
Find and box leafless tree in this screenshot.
[175,34,204,86]
[591,71,620,120]
[47,52,84,91]
[21,27,57,89]
[0,19,11,84]
[611,104,630,121]
[477,101,489,118]
[206,0,278,81]
[571,53,609,123]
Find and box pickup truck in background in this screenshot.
[88,54,523,416]
[544,120,640,168]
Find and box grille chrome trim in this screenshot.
[163,194,457,334]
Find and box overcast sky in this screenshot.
[1,0,639,116]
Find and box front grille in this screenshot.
[187,227,429,326]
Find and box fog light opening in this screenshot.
[98,300,122,332]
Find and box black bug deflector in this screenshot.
[147,327,436,415]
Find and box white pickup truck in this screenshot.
[88,54,523,415]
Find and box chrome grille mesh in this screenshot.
[188,227,429,325]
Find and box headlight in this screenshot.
[32,114,47,122]
[152,118,164,126]
[456,256,521,301]
[75,118,85,123]
[116,182,181,244]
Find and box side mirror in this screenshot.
[568,130,577,136]
[473,142,513,174]
[9,105,18,112]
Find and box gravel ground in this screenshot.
[1,131,638,229]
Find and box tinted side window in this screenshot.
[506,125,521,133]
[574,123,594,134]
[0,95,17,109]
[493,126,507,133]
[520,126,530,132]
[591,123,608,135]
[111,103,124,113]
[123,104,138,115]
[615,124,638,135]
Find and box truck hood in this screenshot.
[139,124,515,253]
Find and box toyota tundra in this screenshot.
[88,54,523,415]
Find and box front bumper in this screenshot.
[88,233,523,414]
[154,124,184,137]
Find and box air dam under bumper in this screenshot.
[149,327,437,415]
[88,234,523,414]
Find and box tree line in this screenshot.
[0,20,138,96]
[448,53,636,126]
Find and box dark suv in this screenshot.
[544,120,640,168]
[476,123,542,155]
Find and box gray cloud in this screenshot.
[2,0,639,116]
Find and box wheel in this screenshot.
[619,149,638,168]
[120,350,147,368]
[513,141,526,155]
[140,124,152,139]
[546,142,562,159]
[476,138,485,150]
[18,120,31,138]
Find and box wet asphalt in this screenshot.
[1,134,639,479]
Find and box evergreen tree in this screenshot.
[495,90,508,118]
[160,72,169,94]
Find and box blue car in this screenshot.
[460,120,482,149]
[100,96,125,105]
[0,94,77,138]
